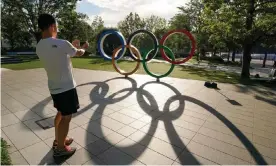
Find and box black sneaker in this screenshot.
[53,146,76,158]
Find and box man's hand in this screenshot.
[72,39,81,49]
[81,41,89,50]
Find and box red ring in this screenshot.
[160,29,196,65]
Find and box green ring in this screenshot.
[142,45,175,79]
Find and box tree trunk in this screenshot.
[212,49,216,57]
[262,51,267,68]
[232,50,236,62]
[241,44,252,78]
[227,49,230,62]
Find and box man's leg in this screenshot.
[57,114,72,149]
[54,112,62,141]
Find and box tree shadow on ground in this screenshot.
[178,66,240,84]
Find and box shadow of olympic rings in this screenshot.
[26,77,267,165]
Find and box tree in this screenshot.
[1,3,33,50]
[58,11,90,42]
[221,0,275,78]
[2,0,80,42]
[144,15,167,33]
[90,16,105,54]
[201,1,242,58]
[117,12,145,38]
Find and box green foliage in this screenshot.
[1,138,12,165]
[117,12,146,38]
[58,11,90,42]
[1,0,79,42]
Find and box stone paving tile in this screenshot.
[198,127,250,149]
[117,125,138,137]
[182,109,210,120]
[42,116,79,130]
[96,116,126,131]
[215,111,254,122]
[107,112,136,125]
[80,108,101,120]
[1,98,28,113]
[68,127,99,147]
[251,155,276,165]
[97,147,143,165]
[104,132,126,145]
[177,114,206,126]
[207,114,254,127]
[192,133,252,162]
[139,123,191,148]
[254,118,276,128]
[117,137,174,165]
[118,108,145,119]
[126,105,149,115]
[81,121,115,138]
[9,151,29,165]
[203,120,253,136]
[253,128,276,142]
[71,114,91,126]
[253,121,276,134]
[187,141,250,165]
[1,105,11,116]
[128,130,183,160]
[253,135,276,150]
[1,113,20,127]
[254,143,276,160]
[2,123,41,149]
[84,139,112,156]
[83,157,106,165]
[19,141,55,165]
[149,120,197,140]
[14,110,41,122]
[105,103,125,111]
[128,119,148,130]
[23,119,55,140]
[1,130,18,153]
[31,105,56,118]
[171,118,202,133]
[99,107,117,116]
[215,106,254,117]
[174,150,219,165]
[65,148,98,165]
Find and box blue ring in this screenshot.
[97,30,126,60]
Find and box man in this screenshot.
[36,13,88,158]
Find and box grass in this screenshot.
[1,138,12,165]
[1,56,246,84]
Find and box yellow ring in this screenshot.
[112,45,141,76]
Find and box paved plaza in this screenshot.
[1,68,276,165]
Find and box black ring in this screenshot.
[127,29,158,62]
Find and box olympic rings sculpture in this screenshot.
[97,29,196,81]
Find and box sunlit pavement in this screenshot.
[1,68,276,165]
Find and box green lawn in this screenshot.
[2,57,241,84]
[1,138,12,165]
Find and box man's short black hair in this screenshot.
[38,14,56,31]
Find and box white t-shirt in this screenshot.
[36,37,77,94]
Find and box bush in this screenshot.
[1,138,12,165]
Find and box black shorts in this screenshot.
[51,88,80,116]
